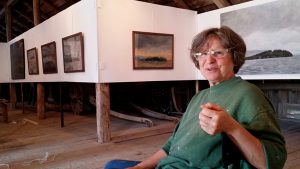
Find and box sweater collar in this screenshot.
[208,76,241,93]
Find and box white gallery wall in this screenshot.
[1,0,286,83]
[0,43,10,82]
[0,0,99,83]
[97,0,197,83]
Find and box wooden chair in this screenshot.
[222,133,243,169]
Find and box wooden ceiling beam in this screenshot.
[39,12,48,20]
[14,9,33,25]
[68,0,78,3]
[0,26,6,33]
[0,32,6,39]
[231,0,248,3]
[212,0,230,8]
[0,0,19,20]
[0,26,7,40]
[41,0,60,14]
[0,24,6,31]
[172,0,190,9]
[11,26,22,35]
[0,34,7,42]
[0,8,4,20]
[12,18,30,30]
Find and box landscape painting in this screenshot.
[133,31,174,69]
[41,41,58,74]
[27,47,39,75]
[221,0,300,78]
[10,39,25,79]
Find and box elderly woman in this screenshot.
[105,26,287,169]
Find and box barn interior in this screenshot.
[1,0,300,168]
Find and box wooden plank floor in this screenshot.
[279,119,300,169]
[0,109,174,169]
[0,109,299,169]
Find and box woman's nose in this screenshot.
[205,54,216,63]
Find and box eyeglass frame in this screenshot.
[192,48,233,61]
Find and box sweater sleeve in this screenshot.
[247,111,287,169]
[161,121,181,154]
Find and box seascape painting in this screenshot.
[221,0,300,77]
[133,31,174,69]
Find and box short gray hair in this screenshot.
[190,26,246,73]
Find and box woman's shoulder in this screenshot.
[234,78,265,97]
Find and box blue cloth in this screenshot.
[104,159,141,169]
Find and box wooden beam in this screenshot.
[173,0,190,9]
[11,26,24,36]
[33,0,40,25]
[0,0,19,19]
[68,0,78,3]
[0,33,6,40]
[14,9,34,25]
[233,0,247,3]
[5,2,12,41]
[37,83,45,119]
[9,84,16,109]
[212,0,230,8]
[96,83,110,143]
[0,24,6,31]
[0,8,4,20]
[41,0,60,14]
[12,17,30,30]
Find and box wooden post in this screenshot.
[195,80,199,94]
[96,83,110,143]
[37,83,45,119]
[9,84,16,109]
[33,0,44,119]
[5,2,16,109]
[5,2,12,41]
[60,82,64,127]
[21,83,24,113]
[33,0,40,25]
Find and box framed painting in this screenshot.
[62,32,84,73]
[132,31,174,69]
[41,41,58,74]
[27,47,39,75]
[221,0,300,79]
[10,39,25,79]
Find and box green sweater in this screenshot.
[157,77,286,169]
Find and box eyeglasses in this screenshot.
[193,48,231,61]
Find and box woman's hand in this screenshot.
[199,103,266,168]
[199,102,236,135]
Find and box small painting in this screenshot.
[41,41,58,74]
[133,31,174,69]
[27,47,39,75]
[10,39,25,79]
[62,32,85,73]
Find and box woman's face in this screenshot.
[198,36,235,86]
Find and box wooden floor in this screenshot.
[0,109,299,169]
[279,119,300,169]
